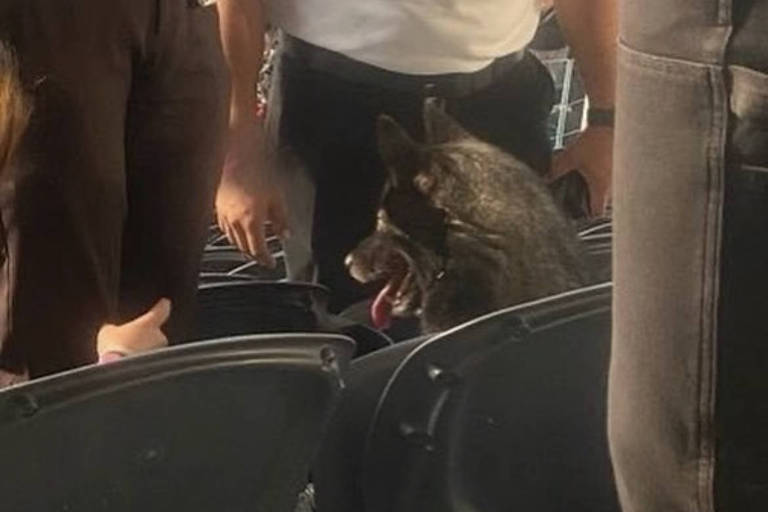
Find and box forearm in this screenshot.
[217,0,265,124]
[553,0,617,108]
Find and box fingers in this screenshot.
[583,174,612,218]
[596,185,612,218]
[218,215,275,266]
[221,221,236,249]
[216,192,288,266]
[548,148,577,182]
[136,298,172,328]
[229,220,251,255]
[603,186,613,217]
[589,187,604,218]
[96,298,171,360]
[218,211,240,251]
[244,218,276,268]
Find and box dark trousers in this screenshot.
[610,0,768,510]
[276,41,554,312]
[0,0,228,377]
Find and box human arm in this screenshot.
[550,0,617,216]
[215,0,287,264]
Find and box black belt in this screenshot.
[281,34,527,98]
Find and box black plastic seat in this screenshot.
[200,248,286,280]
[0,333,355,512]
[198,272,259,285]
[361,283,620,512]
[585,235,612,282]
[578,217,612,238]
[192,281,329,341]
[204,236,283,253]
[206,223,278,248]
[205,231,233,249]
[580,222,612,282]
[192,281,393,356]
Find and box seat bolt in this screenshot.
[426,364,460,387]
[399,423,436,451]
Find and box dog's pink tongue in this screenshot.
[371,282,394,330]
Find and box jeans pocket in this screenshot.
[728,65,768,169]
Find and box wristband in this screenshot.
[587,107,615,128]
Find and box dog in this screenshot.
[346,101,592,334]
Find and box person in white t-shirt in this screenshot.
[215,0,616,313]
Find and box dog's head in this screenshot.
[347,101,550,331]
[348,101,590,332]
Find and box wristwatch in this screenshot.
[587,107,615,128]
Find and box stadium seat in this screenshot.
[360,283,620,512]
[200,247,286,281]
[581,228,612,283]
[198,272,258,285]
[191,281,392,356]
[0,333,355,512]
[191,281,329,341]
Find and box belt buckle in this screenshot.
[190,0,217,7]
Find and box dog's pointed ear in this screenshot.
[423,98,470,144]
[377,114,420,179]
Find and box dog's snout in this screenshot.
[344,253,354,269]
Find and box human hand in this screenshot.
[548,125,613,217]
[96,298,171,363]
[215,118,288,266]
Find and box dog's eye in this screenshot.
[413,173,435,193]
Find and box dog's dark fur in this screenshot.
[347,101,592,333]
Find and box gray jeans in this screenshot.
[610,1,768,510]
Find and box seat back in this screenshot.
[198,272,258,285]
[200,248,286,281]
[191,281,330,341]
[362,283,620,512]
[0,333,354,512]
[192,281,392,355]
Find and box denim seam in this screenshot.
[699,5,732,508]
[696,65,727,512]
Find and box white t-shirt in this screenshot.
[267,0,541,75]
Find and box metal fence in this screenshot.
[540,56,588,150]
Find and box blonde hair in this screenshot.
[0,42,29,171]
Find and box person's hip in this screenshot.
[279,34,529,99]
